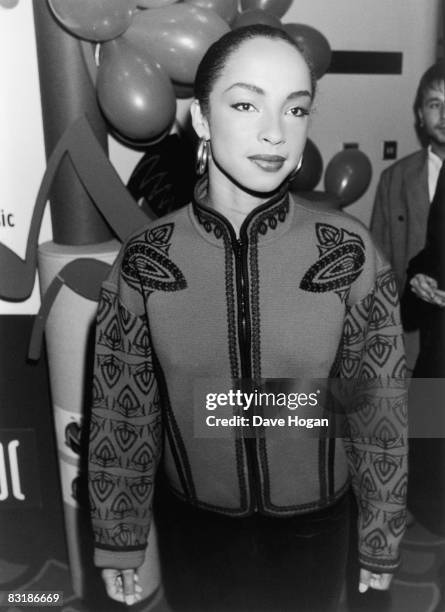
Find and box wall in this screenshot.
[282,0,439,224]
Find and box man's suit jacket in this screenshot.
[371,149,429,372]
[371,149,429,294]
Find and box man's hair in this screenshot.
[414,61,445,112]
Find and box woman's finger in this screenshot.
[122,569,137,606]
[101,569,125,602]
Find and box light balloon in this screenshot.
[324,149,372,207]
[283,23,331,79]
[137,0,178,7]
[185,0,237,23]
[48,0,137,42]
[124,4,230,85]
[97,38,176,141]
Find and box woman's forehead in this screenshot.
[213,37,311,92]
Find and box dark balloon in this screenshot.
[288,139,323,193]
[48,0,137,42]
[232,9,282,28]
[173,81,195,99]
[283,23,332,79]
[324,149,373,207]
[97,38,176,142]
[124,4,230,85]
[185,0,238,23]
[240,0,291,18]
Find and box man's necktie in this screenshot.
[424,159,445,288]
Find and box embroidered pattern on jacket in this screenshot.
[122,222,187,293]
[335,266,407,570]
[89,288,161,551]
[300,223,365,302]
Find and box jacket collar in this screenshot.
[191,175,292,246]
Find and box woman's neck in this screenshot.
[206,163,271,236]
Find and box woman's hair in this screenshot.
[194,24,317,116]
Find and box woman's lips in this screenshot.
[248,154,286,172]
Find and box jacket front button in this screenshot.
[398,215,404,221]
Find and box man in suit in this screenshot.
[371,62,445,372]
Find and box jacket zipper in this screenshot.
[233,235,261,512]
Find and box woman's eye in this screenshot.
[287,106,310,117]
[231,102,256,112]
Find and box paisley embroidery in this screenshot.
[300,223,365,302]
[122,222,187,293]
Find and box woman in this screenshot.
[88,25,408,610]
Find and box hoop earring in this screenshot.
[196,138,210,176]
[288,156,303,181]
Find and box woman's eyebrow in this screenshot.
[224,82,312,100]
[224,82,264,95]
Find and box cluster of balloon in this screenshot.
[48,0,230,142]
[124,3,230,100]
[324,149,373,207]
[288,139,323,193]
[283,23,332,79]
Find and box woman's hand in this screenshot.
[101,568,142,606]
[410,273,445,307]
[359,568,393,592]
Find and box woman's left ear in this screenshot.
[190,99,210,140]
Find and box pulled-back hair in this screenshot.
[194,24,317,116]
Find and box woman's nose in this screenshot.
[258,114,285,145]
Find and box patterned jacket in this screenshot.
[89,178,408,573]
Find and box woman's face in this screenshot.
[193,36,313,195]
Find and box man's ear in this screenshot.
[190,99,210,140]
[417,107,424,126]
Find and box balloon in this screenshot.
[124,4,230,85]
[185,0,238,23]
[48,0,137,42]
[324,149,373,207]
[240,0,291,18]
[232,9,282,29]
[137,0,177,7]
[288,139,323,193]
[97,38,176,142]
[283,23,332,79]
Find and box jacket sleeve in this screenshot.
[88,247,162,570]
[370,172,393,268]
[338,263,408,574]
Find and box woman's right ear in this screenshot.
[190,99,210,141]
